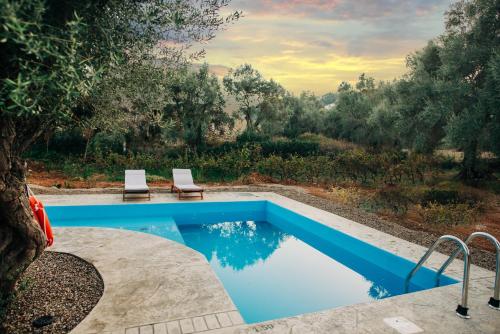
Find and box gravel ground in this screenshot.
[2,252,103,334]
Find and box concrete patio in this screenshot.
[43,192,500,334]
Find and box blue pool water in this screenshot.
[47,201,457,323]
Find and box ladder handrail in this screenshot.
[405,235,471,318]
[436,232,500,309]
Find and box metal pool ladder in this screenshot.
[436,232,500,311]
[404,235,471,318]
[405,232,500,319]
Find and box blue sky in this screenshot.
[197,0,454,94]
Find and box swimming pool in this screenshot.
[47,201,457,324]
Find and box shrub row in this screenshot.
[203,139,319,157]
[46,144,434,186]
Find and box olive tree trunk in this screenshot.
[0,117,45,306]
[459,139,482,181]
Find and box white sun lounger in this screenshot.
[123,170,150,201]
[171,169,204,199]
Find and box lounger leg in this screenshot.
[201,192,203,199]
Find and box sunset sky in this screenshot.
[197,0,454,95]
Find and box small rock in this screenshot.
[32,315,54,328]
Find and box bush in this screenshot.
[371,186,413,214]
[203,139,319,157]
[420,188,479,206]
[329,186,362,205]
[417,202,479,226]
[438,156,459,170]
[421,189,461,205]
[236,131,270,144]
[27,128,86,157]
[260,140,319,157]
[298,133,358,154]
[88,133,125,156]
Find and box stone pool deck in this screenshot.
[43,192,500,334]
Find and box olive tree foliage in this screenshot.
[76,62,178,158]
[395,0,499,179]
[0,0,240,304]
[165,64,232,150]
[320,92,337,106]
[223,64,286,134]
[323,74,400,149]
[365,82,401,148]
[482,51,500,156]
[393,42,448,154]
[0,1,93,306]
[325,77,372,144]
[110,63,178,153]
[439,0,499,179]
[284,92,326,138]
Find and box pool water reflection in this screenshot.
[179,221,391,323]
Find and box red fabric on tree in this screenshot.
[28,196,54,247]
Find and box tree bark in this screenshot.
[83,135,91,162]
[0,117,45,306]
[459,139,480,181]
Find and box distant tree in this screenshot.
[325,76,373,144]
[324,75,401,149]
[394,42,447,153]
[355,73,376,94]
[366,82,401,148]
[223,64,286,133]
[284,92,325,138]
[320,92,337,106]
[0,0,239,305]
[166,64,232,150]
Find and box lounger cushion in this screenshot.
[175,184,203,191]
[173,169,195,185]
[125,185,149,192]
[172,169,203,192]
[125,170,149,192]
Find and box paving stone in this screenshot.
[125,328,139,334]
[227,311,244,325]
[153,323,167,334]
[166,321,181,334]
[204,314,221,330]
[216,313,232,327]
[179,318,195,333]
[139,325,153,334]
[192,317,208,331]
